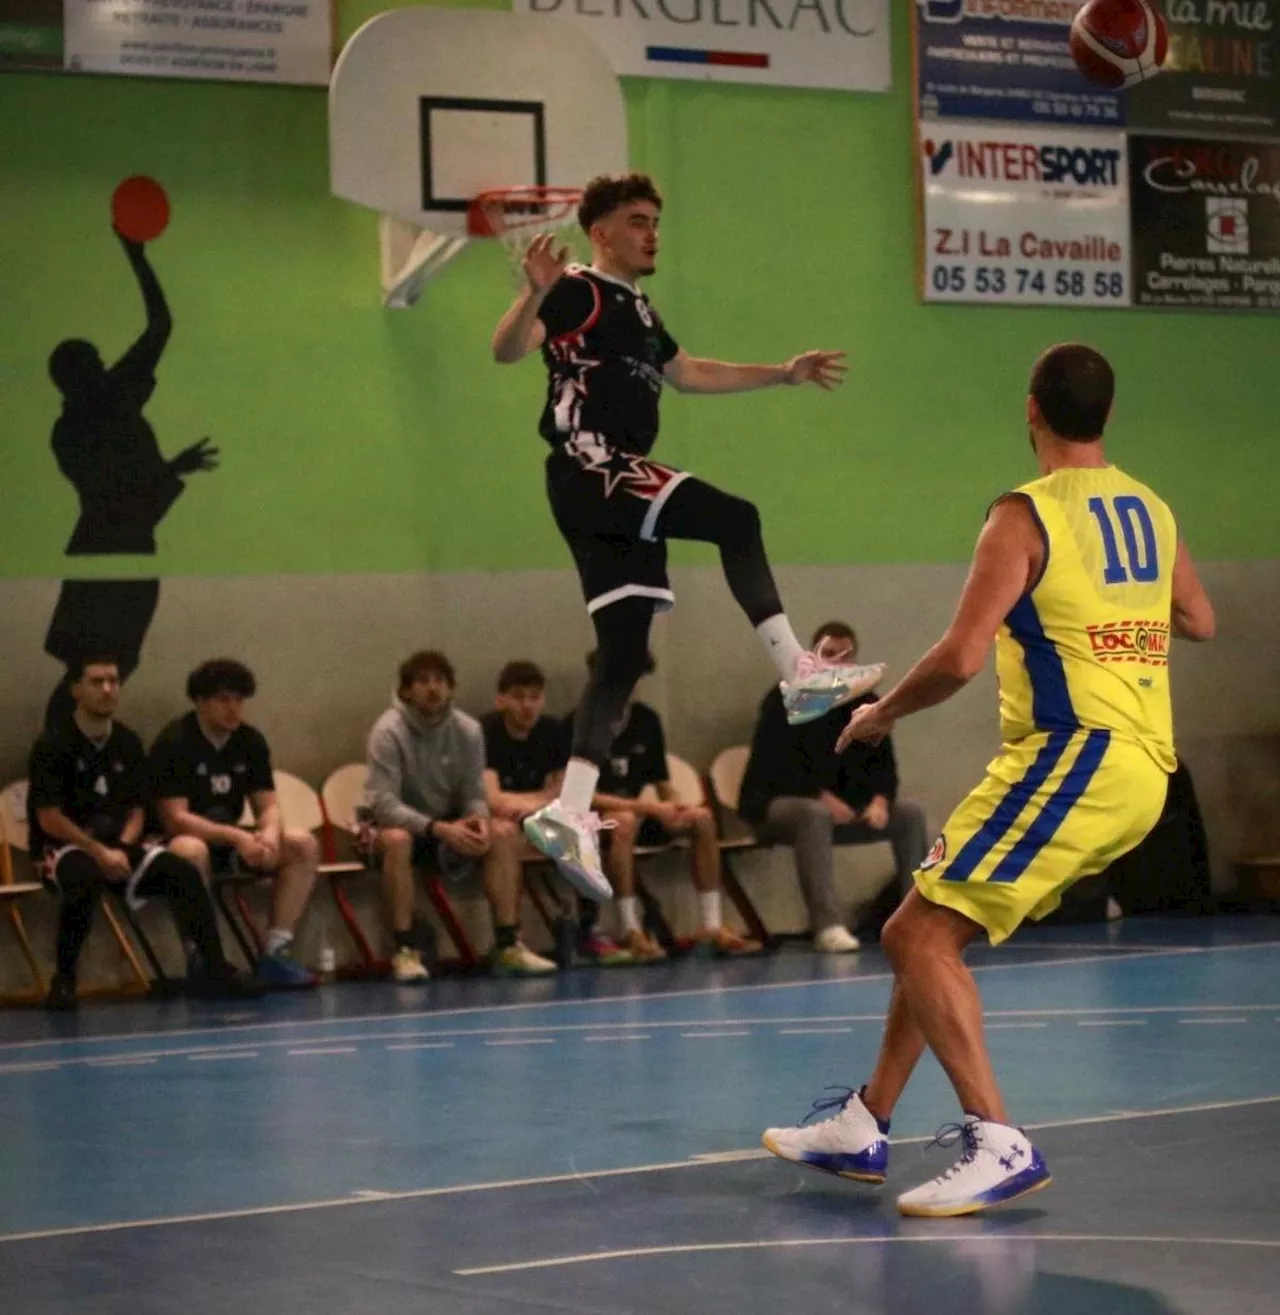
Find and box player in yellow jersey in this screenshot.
[761,343,1216,1216]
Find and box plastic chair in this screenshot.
[705,746,773,947]
[0,779,151,997]
[319,763,479,972]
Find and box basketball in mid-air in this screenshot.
[111,176,170,243]
[1069,0,1169,89]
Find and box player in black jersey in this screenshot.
[492,172,883,897]
[26,656,260,1009]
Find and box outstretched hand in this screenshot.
[836,701,894,754]
[784,350,847,390]
[170,438,220,476]
[522,233,571,295]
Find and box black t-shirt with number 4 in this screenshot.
[26,720,146,856]
[537,266,680,455]
[149,711,274,826]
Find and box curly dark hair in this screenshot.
[578,173,663,233]
[398,649,456,692]
[187,658,257,701]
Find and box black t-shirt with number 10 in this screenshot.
[149,711,274,826]
[537,266,680,455]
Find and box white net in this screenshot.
[468,187,583,282]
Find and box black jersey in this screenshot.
[537,266,680,456]
[149,711,274,826]
[27,720,146,855]
[481,713,567,794]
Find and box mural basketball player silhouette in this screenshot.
[44,216,218,727]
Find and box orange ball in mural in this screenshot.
[111,175,170,243]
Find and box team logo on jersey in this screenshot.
[1086,620,1170,666]
[211,774,232,795]
[93,775,109,797]
[634,298,654,327]
[197,763,209,776]
[575,445,681,503]
[920,834,947,871]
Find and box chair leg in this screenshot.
[634,874,677,952]
[215,883,261,968]
[423,875,479,969]
[98,897,152,991]
[233,889,266,957]
[522,865,560,939]
[720,852,772,947]
[328,874,382,969]
[7,905,47,995]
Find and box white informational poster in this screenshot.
[63,0,332,85]
[921,123,1132,309]
[512,0,891,94]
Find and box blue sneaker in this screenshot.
[897,1116,1051,1217]
[761,1087,889,1184]
[255,951,318,990]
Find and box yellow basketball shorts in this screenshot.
[915,729,1169,945]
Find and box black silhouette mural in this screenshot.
[44,192,218,728]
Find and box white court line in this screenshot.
[4,1000,1278,1074]
[1,1093,1277,1248]
[485,1039,555,1047]
[286,1047,356,1056]
[680,1031,750,1038]
[454,1232,1280,1277]
[1078,1020,1148,1027]
[583,1035,651,1043]
[187,1052,258,1062]
[778,1027,853,1035]
[1178,1018,1248,1025]
[984,1022,1049,1030]
[3,937,1276,1055]
[85,1057,156,1068]
[386,1043,455,1052]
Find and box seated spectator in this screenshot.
[149,658,319,989]
[28,655,261,1010]
[367,649,556,981]
[739,621,929,951]
[482,659,632,965]
[574,650,761,962]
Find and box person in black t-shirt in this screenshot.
[491,172,881,902]
[27,655,259,1010]
[571,650,761,962]
[148,658,319,989]
[740,622,929,951]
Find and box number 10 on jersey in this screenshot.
[1088,496,1159,585]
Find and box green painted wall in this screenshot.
[0,1,1274,581]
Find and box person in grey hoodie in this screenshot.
[365,649,556,981]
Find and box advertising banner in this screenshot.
[922,122,1132,306]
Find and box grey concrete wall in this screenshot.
[2,561,1276,992]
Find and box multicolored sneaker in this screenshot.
[255,950,318,990]
[491,942,558,977]
[782,650,886,726]
[391,946,430,983]
[621,928,668,963]
[896,1116,1050,1217]
[579,931,635,965]
[523,803,614,901]
[762,1087,889,1183]
[694,926,763,957]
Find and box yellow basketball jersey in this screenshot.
[995,465,1178,772]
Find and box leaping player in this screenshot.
[491,173,882,898]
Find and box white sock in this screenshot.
[265,928,293,956]
[755,614,806,681]
[698,890,722,931]
[618,896,642,935]
[559,757,600,815]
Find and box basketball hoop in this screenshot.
[467,186,584,280]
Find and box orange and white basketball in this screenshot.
[1069,0,1169,90]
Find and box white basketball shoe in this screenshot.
[782,648,886,726]
[896,1116,1051,1217]
[761,1087,890,1184]
[523,802,614,902]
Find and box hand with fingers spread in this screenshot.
[522,233,572,296]
[170,437,220,476]
[783,350,848,390]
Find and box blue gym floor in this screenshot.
[2,916,1278,1314]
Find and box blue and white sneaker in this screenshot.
[782,651,886,726]
[255,951,318,990]
[897,1116,1050,1217]
[761,1087,889,1184]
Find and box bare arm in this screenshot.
[491,288,549,364]
[483,769,555,821]
[157,796,245,848]
[118,807,145,847]
[664,348,845,395]
[1171,537,1215,641]
[35,808,120,865]
[113,234,172,374]
[250,791,281,847]
[838,498,1040,749]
